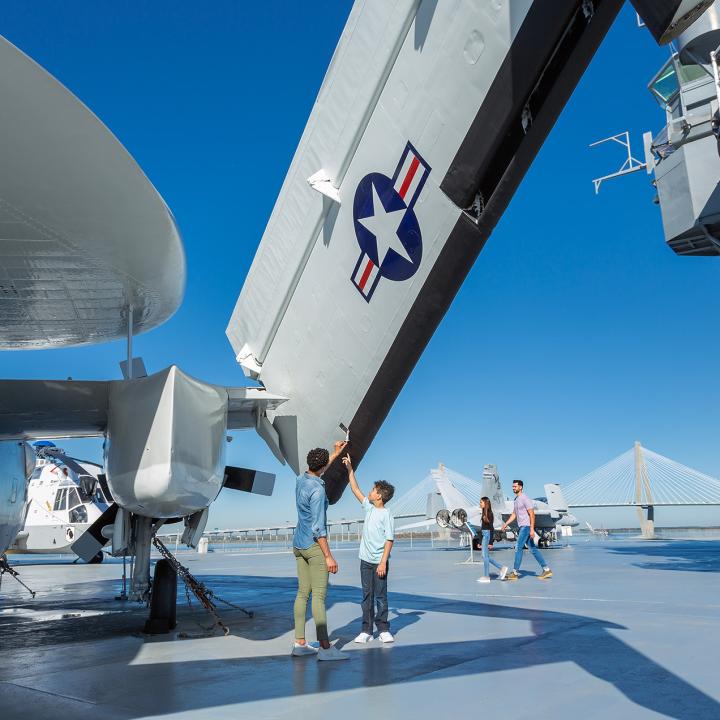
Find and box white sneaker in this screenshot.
[499,566,509,581]
[291,642,318,657]
[476,576,491,583]
[317,644,349,661]
[354,632,372,643]
[379,631,394,643]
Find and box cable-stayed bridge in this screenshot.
[564,442,720,538]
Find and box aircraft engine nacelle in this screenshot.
[436,509,451,529]
[104,366,227,518]
[450,508,468,529]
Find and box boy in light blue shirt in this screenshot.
[342,454,395,643]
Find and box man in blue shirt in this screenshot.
[291,440,348,661]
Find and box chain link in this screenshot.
[152,537,254,637]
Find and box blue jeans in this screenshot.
[514,526,547,571]
[481,529,503,577]
[360,560,389,633]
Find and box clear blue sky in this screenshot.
[1,3,718,529]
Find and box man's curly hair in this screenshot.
[374,480,395,504]
[307,447,330,472]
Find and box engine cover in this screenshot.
[104,366,227,518]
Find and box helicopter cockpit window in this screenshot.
[53,488,67,512]
[69,504,88,524]
[67,487,82,510]
[95,485,108,505]
[78,475,96,502]
[31,467,42,480]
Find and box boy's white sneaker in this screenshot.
[379,631,394,643]
[499,566,509,580]
[317,644,349,661]
[291,642,318,657]
[353,632,372,643]
[476,576,491,583]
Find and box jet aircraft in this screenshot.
[397,464,578,547]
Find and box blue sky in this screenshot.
[1,3,718,529]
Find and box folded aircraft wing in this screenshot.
[227,0,695,503]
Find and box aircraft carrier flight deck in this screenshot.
[1,536,717,720]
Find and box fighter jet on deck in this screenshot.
[397,464,578,547]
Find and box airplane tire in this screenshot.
[88,551,104,564]
[144,559,177,634]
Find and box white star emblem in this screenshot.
[358,182,412,265]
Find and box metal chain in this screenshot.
[152,537,254,637]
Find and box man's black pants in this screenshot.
[360,559,389,633]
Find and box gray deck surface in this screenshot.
[1,537,718,719]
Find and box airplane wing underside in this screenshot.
[226,0,700,504]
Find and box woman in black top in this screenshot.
[477,497,508,583]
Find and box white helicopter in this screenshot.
[8,441,112,563]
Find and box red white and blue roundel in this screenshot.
[351,142,431,302]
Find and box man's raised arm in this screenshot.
[328,440,348,466]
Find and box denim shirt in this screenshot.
[293,472,328,550]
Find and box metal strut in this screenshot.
[0,555,36,598]
[152,537,253,636]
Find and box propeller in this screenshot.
[70,503,118,562]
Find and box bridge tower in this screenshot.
[634,441,655,539]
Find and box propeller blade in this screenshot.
[70,504,118,562]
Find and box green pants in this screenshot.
[293,544,329,642]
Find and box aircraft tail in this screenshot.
[544,483,569,513]
[431,466,471,513]
[481,464,505,510]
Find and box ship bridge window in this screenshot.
[649,59,680,106]
[678,62,708,86]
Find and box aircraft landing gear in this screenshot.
[144,558,177,634]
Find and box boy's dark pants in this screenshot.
[360,559,389,633]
